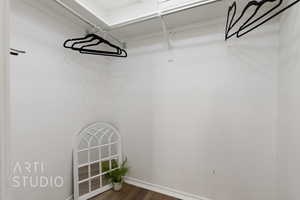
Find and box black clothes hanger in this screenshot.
[226,0,281,40]
[70,35,104,49]
[63,34,94,49]
[79,37,127,57]
[225,0,300,40]
[79,37,122,55]
[80,49,127,57]
[237,0,282,37]
[63,34,127,57]
[80,41,121,55]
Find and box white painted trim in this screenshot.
[0,0,10,200]
[78,184,112,200]
[125,177,213,200]
[68,177,213,200]
[65,195,74,200]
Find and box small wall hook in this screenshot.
[10,48,26,56]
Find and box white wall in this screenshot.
[278,2,300,200]
[10,0,113,200]
[9,1,290,200]
[110,21,279,200]
[0,0,10,199]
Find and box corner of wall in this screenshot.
[0,0,10,199]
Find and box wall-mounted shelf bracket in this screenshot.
[158,14,172,50]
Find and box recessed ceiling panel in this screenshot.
[93,0,144,12]
[75,0,226,26]
[105,0,158,25]
[109,17,163,40]
[159,0,212,10]
[76,0,158,25]
[163,0,226,29]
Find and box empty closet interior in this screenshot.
[6,0,300,200]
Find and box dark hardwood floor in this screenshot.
[90,184,181,200]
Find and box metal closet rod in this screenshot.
[110,0,223,29]
[52,0,124,47]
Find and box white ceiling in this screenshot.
[57,0,282,43]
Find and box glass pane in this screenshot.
[89,128,97,135]
[79,181,89,196]
[91,177,100,191]
[111,133,118,142]
[101,132,111,145]
[102,175,110,186]
[111,143,118,156]
[78,166,89,181]
[111,158,119,170]
[90,148,99,162]
[95,128,106,139]
[90,136,98,147]
[78,150,88,165]
[78,139,88,150]
[101,160,110,173]
[91,163,100,177]
[83,133,92,143]
[101,146,109,158]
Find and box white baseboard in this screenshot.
[66,177,212,200]
[65,195,73,200]
[125,177,213,200]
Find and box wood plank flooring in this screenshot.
[90,184,181,200]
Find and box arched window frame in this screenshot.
[73,122,122,200]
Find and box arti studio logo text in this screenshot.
[11,161,64,188]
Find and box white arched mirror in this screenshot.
[73,122,122,200]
